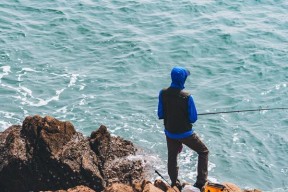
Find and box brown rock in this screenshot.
[143,183,164,192]
[0,125,29,191]
[167,186,180,192]
[89,125,144,185]
[66,185,96,192]
[103,183,134,192]
[90,125,136,162]
[21,115,76,157]
[154,179,169,191]
[222,182,242,192]
[1,125,27,161]
[44,185,96,192]
[133,180,151,192]
[132,180,143,192]
[0,116,145,192]
[0,116,104,192]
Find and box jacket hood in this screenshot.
[170,66,190,90]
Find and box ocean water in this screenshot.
[0,0,287,191]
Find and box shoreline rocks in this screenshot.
[0,115,261,192]
[0,115,144,192]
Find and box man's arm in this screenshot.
[158,90,164,119]
[188,95,197,123]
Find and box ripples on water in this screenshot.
[1,0,288,191]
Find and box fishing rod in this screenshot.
[155,170,171,186]
[155,170,178,192]
[198,107,288,116]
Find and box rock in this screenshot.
[167,186,180,192]
[0,115,144,192]
[66,185,96,192]
[143,183,164,192]
[44,185,96,192]
[103,183,134,192]
[0,116,104,192]
[89,125,143,185]
[21,115,76,158]
[89,125,136,162]
[132,180,143,192]
[0,125,28,191]
[133,180,151,192]
[154,179,169,191]
[222,182,242,192]
[0,115,262,192]
[153,179,180,192]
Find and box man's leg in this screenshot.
[166,136,182,186]
[180,133,209,187]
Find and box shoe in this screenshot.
[193,182,205,191]
[172,179,183,191]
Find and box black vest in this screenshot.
[161,87,192,134]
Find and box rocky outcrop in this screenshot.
[0,115,144,192]
[89,125,143,185]
[46,185,96,192]
[60,180,261,192]
[0,115,262,192]
[103,180,179,192]
[103,183,134,192]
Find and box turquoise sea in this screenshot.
[0,0,287,191]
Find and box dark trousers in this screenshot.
[166,133,209,185]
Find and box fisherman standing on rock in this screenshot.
[158,66,209,191]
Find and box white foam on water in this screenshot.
[19,106,29,117]
[265,188,288,192]
[261,82,287,95]
[17,73,24,82]
[79,99,86,105]
[17,68,38,82]
[220,114,229,122]
[193,0,214,5]
[2,84,20,98]
[0,111,17,131]
[79,84,86,90]
[21,68,37,72]
[55,106,68,113]
[208,161,216,172]
[0,111,14,119]
[68,74,79,87]
[0,120,11,131]
[0,65,11,83]
[1,66,11,73]
[13,88,65,107]
[79,94,87,106]
[30,88,65,107]
[233,133,239,142]
[19,85,33,97]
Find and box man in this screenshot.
[157,66,209,191]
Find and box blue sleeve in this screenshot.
[158,90,164,119]
[188,95,197,123]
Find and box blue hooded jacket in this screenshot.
[158,67,198,139]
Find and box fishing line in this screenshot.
[198,107,288,116]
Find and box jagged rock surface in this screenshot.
[89,125,143,185]
[0,115,262,192]
[0,115,144,192]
